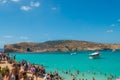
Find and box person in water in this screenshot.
[92,77,95,80]
[13,55,16,60]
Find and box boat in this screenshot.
[71,52,77,55]
[112,49,116,52]
[89,51,100,59]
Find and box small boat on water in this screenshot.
[89,51,100,59]
[112,49,116,52]
[71,52,77,55]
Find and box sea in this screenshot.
[10,50,120,80]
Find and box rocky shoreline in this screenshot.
[4,40,120,53]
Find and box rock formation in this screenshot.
[4,40,120,53]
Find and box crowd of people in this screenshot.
[0,52,63,80]
[0,52,118,80]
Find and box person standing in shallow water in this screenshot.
[92,77,95,80]
[72,75,76,80]
[13,54,16,60]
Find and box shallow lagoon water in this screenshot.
[10,50,120,80]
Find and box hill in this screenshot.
[4,40,120,53]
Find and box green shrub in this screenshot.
[0,66,10,76]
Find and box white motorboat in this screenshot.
[89,51,100,59]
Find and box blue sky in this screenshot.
[0,0,120,47]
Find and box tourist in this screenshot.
[82,73,84,77]
[3,69,10,80]
[22,72,29,80]
[104,73,107,76]
[9,68,16,80]
[0,66,3,79]
[72,75,76,80]
[92,77,95,80]
[76,70,80,74]
[0,53,64,80]
[0,53,2,62]
[13,54,16,60]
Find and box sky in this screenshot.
[0,0,120,47]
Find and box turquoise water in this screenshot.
[10,50,120,80]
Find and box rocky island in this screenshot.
[4,40,120,53]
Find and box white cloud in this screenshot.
[110,24,115,27]
[0,0,8,4]
[106,30,113,33]
[51,7,57,10]
[20,36,29,40]
[21,6,31,11]
[11,0,19,2]
[3,36,13,38]
[1,0,40,11]
[118,19,120,22]
[20,1,40,11]
[30,1,40,7]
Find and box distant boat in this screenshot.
[112,49,116,52]
[89,51,100,59]
[71,52,77,55]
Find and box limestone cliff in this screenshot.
[4,40,120,53]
